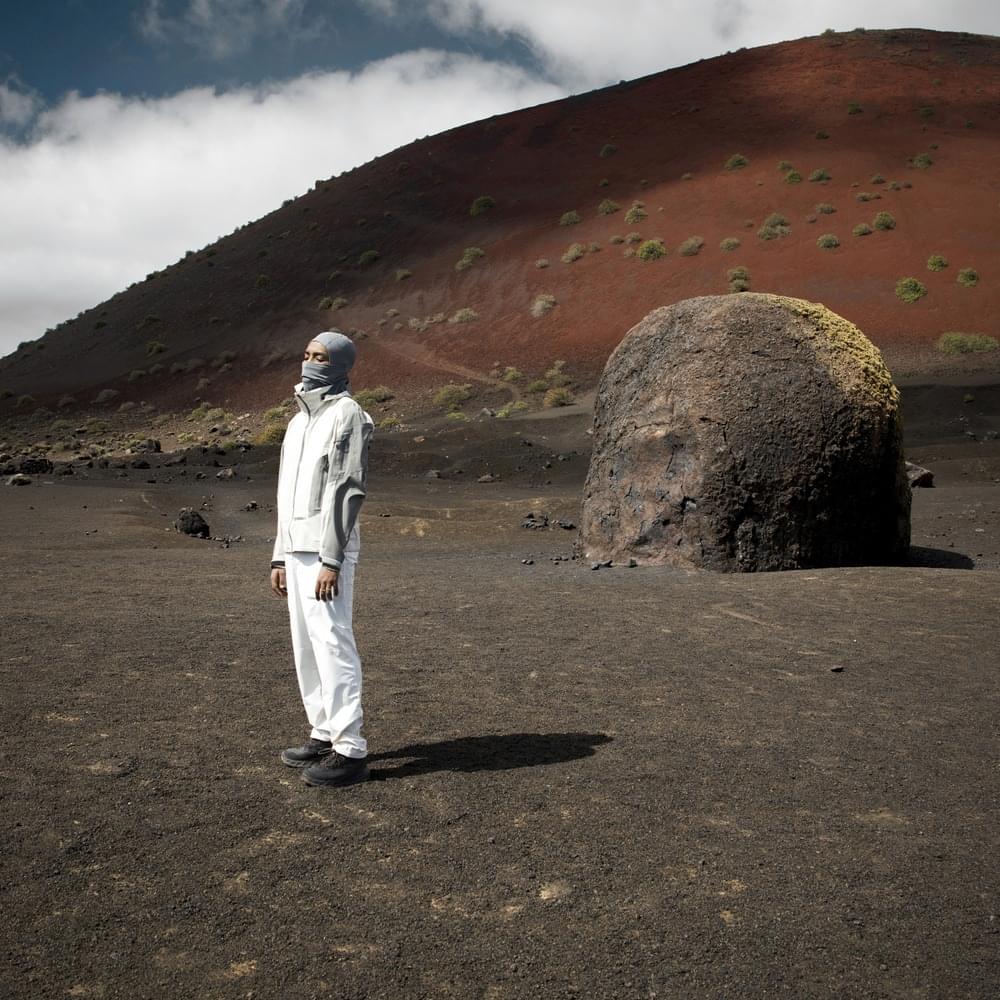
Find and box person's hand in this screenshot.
[315,565,340,601]
[270,566,287,598]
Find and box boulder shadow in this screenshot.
[906,546,975,569]
[367,731,612,781]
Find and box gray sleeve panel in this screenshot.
[318,403,374,570]
[271,430,288,565]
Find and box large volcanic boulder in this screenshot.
[577,294,911,571]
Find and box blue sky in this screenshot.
[1,1,998,355]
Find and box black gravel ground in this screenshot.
[1,433,999,999]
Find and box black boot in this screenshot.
[302,752,370,788]
[280,737,334,768]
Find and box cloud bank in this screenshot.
[0,51,561,354]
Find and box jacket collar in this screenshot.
[293,383,352,416]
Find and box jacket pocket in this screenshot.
[308,453,329,513]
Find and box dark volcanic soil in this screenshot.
[2,408,999,999]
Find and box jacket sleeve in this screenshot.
[319,403,374,571]
[270,432,287,568]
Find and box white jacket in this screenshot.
[270,383,375,571]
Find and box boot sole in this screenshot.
[301,763,370,788]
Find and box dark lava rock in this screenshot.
[6,473,31,486]
[132,439,161,453]
[522,512,549,529]
[175,508,210,538]
[578,294,911,571]
[906,462,934,488]
[216,468,236,479]
[129,458,151,469]
[18,455,53,475]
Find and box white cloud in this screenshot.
[367,1,1000,89]
[138,0,323,59]
[0,51,562,355]
[0,75,44,127]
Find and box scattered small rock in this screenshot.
[521,558,534,565]
[424,469,442,479]
[478,473,498,483]
[216,468,237,480]
[522,512,549,529]
[627,557,638,567]
[17,456,52,475]
[176,508,210,538]
[6,473,31,486]
[557,519,576,530]
[129,458,150,469]
[905,462,934,488]
[242,501,259,511]
[830,665,845,673]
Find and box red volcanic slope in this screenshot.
[2,27,998,414]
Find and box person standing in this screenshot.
[269,331,375,788]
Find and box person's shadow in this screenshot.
[367,731,612,780]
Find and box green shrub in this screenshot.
[16,394,35,408]
[636,239,667,262]
[470,195,495,216]
[56,394,76,408]
[559,210,581,226]
[873,211,896,231]
[720,237,741,251]
[588,242,601,253]
[847,102,863,115]
[211,350,236,368]
[0,388,12,400]
[917,105,934,119]
[936,333,998,354]
[138,314,160,329]
[354,386,394,408]
[119,401,136,413]
[255,274,269,287]
[599,143,617,158]
[855,192,877,202]
[543,387,575,408]
[777,160,794,172]
[724,153,749,170]
[263,405,287,421]
[809,168,831,182]
[927,254,948,271]
[871,174,886,185]
[758,213,790,240]
[816,130,830,139]
[909,152,933,169]
[378,415,401,430]
[625,232,643,244]
[358,249,380,266]
[525,379,548,394]
[501,367,523,382]
[957,268,979,287]
[127,369,146,382]
[256,423,286,445]
[728,266,751,292]
[449,308,479,323]
[455,247,486,271]
[852,223,873,237]
[895,277,927,303]
[433,383,474,412]
[395,269,412,281]
[445,411,470,422]
[816,233,840,249]
[535,258,550,268]
[531,294,557,318]
[784,170,803,184]
[678,236,704,257]
[598,199,620,215]
[598,178,610,187]
[815,203,836,215]
[146,339,165,356]
[318,296,334,310]
[561,243,586,263]
[624,204,647,224]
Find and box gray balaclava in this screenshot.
[300,331,355,395]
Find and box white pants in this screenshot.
[285,549,367,758]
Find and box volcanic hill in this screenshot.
[1,26,998,433]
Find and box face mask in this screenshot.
[301,360,337,391]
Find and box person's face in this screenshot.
[303,340,329,363]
